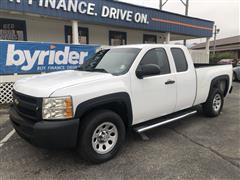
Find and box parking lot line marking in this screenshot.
[0,129,15,148]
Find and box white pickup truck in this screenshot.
[10,44,233,163]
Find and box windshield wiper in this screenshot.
[85,68,109,73]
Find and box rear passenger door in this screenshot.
[131,48,177,124]
[170,48,196,111]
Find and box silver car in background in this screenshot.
[233,64,240,81]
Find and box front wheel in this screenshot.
[78,110,126,163]
[202,88,224,117]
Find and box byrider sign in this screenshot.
[0,41,99,74]
[8,0,149,24]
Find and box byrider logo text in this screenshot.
[6,44,89,71]
[8,0,149,24]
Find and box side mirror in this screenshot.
[136,64,160,79]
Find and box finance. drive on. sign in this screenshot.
[2,0,214,37]
[8,0,149,24]
[0,41,99,74]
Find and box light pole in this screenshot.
[213,25,220,56]
[181,0,189,16]
[159,0,189,45]
[159,0,169,10]
[159,0,189,15]
[180,0,189,45]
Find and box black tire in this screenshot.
[202,88,224,117]
[78,109,126,164]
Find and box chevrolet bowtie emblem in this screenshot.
[14,99,19,105]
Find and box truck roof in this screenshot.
[111,44,186,49]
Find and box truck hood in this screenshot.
[14,70,113,97]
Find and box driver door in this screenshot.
[131,48,177,125]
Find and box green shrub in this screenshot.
[210,52,235,64]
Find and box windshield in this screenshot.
[79,48,141,75]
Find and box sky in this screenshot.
[119,0,240,44]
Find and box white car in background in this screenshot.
[233,64,240,81]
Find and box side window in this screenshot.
[0,18,27,41]
[140,48,171,75]
[171,48,188,72]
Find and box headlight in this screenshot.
[42,96,73,120]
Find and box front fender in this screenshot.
[74,92,133,126]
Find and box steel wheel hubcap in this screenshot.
[92,122,118,154]
[213,94,222,112]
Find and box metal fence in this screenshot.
[0,81,14,104]
[0,74,32,104]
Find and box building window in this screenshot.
[109,31,127,46]
[64,26,89,44]
[0,18,27,41]
[143,34,157,44]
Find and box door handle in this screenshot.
[165,80,175,85]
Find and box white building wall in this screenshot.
[189,50,209,64]
[27,18,66,43]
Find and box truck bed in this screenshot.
[194,63,229,68]
[194,64,233,106]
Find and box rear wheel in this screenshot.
[202,88,224,117]
[78,110,126,163]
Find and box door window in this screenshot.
[65,26,89,44]
[171,48,188,72]
[109,31,127,46]
[143,34,157,44]
[140,48,171,75]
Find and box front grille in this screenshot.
[12,90,42,122]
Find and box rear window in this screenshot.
[171,48,188,72]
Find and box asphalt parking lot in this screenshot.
[0,83,239,179]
